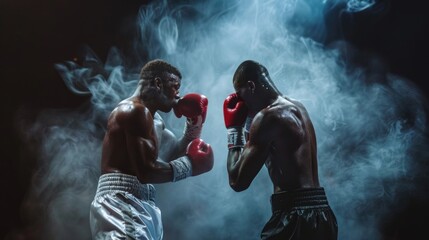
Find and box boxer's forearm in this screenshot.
[159,126,191,162]
[137,159,176,183]
[227,148,243,190]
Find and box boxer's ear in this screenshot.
[154,77,163,91]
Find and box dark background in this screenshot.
[1,0,428,238]
[1,0,149,237]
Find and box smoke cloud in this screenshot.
[12,0,428,240]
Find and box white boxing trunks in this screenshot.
[90,173,163,240]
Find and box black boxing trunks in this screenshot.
[261,187,338,240]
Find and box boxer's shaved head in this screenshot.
[233,60,278,92]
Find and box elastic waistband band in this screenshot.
[95,173,156,201]
[270,187,329,213]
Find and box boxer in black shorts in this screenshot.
[223,60,338,239]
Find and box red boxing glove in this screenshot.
[174,93,208,124]
[223,93,248,128]
[223,93,248,148]
[186,138,214,176]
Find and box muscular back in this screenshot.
[260,96,320,192]
[227,95,320,193]
[101,97,158,179]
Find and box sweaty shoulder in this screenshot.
[112,100,152,130]
[247,104,282,140]
[261,98,296,119]
[260,99,305,138]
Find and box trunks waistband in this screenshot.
[270,187,329,213]
[95,173,156,201]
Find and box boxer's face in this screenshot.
[158,72,181,112]
[233,79,253,107]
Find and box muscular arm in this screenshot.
[154,113,193,162]
[227,112,272,191]
[159,93,208,161]
[122,105,174,183]
[227,107,303,192]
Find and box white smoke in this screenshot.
[12,0,428,240]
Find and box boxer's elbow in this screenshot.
[229,180,250,192]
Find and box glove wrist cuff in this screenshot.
[183,117,203,141]
[170,156,193,182]
[227,127,245,149]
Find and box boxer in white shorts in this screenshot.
[90,59,214,239]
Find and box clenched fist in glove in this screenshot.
[169,138,214,182]
[174,93,208,124]
[223,93,248,148]
[186,138,214,176]
[174,93,208,140]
